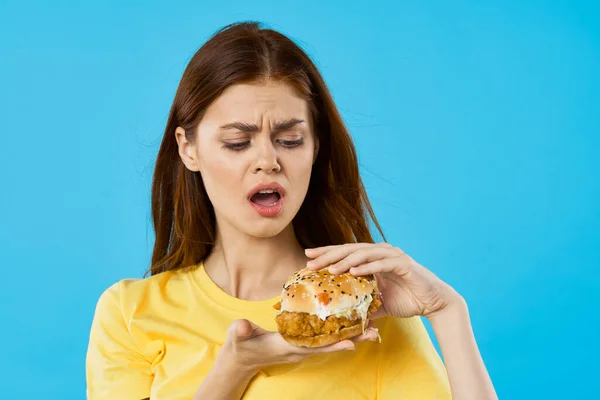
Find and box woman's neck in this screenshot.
[203,222,308,301]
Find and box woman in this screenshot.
[86,21,497,400]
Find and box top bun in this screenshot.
[279,267,377,319]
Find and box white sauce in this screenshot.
[305,294,373,334]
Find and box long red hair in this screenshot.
[148,21,385,276]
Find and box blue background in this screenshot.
[1,0,598,398]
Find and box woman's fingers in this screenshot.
[228,319,251,338]
[350,328,380,343]
[304,244,352,258]
[305,243,372,269]
[348,255,413,277]
[230,319,266,341]
[328,247,401,275]
[313,340,356,353]
[264,328,382,367]
[282,338,355,356]
[227,321,379,369]
[306,243,394,271]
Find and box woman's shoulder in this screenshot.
[93,268,192,316]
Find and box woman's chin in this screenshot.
[245,222,290,238]
[238,215,294,239]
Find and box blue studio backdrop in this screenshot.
[0,1,598,399]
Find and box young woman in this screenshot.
[86,22,497,400]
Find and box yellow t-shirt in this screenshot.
[86,263,451,399]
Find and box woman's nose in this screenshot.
[252,142,281,174]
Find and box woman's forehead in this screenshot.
[204,81,310,123]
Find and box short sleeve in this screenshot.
[86,281,153,400]
[376,316,452,400]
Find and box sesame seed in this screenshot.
[341,291,346,294]
[292,295,295,298]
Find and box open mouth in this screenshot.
[249,189,282,206]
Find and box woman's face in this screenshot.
[176,80,318,239]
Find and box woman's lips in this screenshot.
[247,182,286,199]
[249,195,283,217]
[247,182,286,217]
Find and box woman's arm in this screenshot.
[429,297,498,400]
[305,243,498,400]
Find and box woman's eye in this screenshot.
[279,139,304,148]
[222,138,303,151]
[222,142,250,151]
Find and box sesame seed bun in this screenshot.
[280,267,377,315]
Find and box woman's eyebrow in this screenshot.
[219,118,305,133]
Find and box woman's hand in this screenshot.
[219,319,379,374]
[305,242,463,320]
[193,319,379,400]
[305,243,499,400]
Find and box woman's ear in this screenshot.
[175,127,200,172]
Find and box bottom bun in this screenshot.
[281,322,364,348]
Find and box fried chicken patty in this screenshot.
[275,297,382,337]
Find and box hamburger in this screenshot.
[273,267,382,347]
